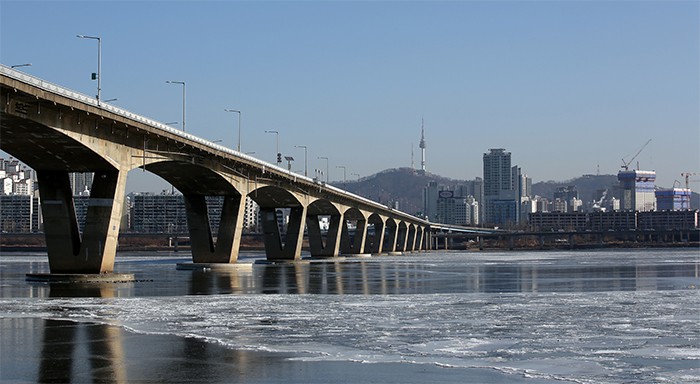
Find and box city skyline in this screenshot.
[1,1,697,192]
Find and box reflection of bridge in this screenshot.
[0,65,490,274]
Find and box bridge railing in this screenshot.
[1,64,427,225]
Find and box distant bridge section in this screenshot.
[1,64,436,274]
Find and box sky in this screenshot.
[1,0,698,193]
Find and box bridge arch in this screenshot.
[249,185,308,261]
[382,217,399,253]
[339,207,369,255]
[136,160,248,264]
[306,199,343,258]
[395,221,409,252]
[364,213,386,254]
[406,223,417,252]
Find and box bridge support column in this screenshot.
[307,213,343,258]
[395,224,408,253]
[340,218,367,255]
[414,227,424,252]
[261,206,307,261]
[365,217,385,254]
[184,193,246,263]
[382,223,398,253]
[38,169,127,274]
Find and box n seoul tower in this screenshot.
[419,119,426,174]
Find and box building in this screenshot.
[655,188,692,211]
[422,181,439,221]
[483,148,519,226]
[638,210,698,230]
[0,195,40,232]
[69,172,94,196]
[130,193,188,233]
[529,212,589,232]
[436,191,465,225]
[243,196,260,232]
[618,170,656,211]
[528,210,698,232]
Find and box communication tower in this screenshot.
[419,119,426,174]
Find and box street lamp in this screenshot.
[10,63,31,69]
[265,130,280,166]
[76,34,101,104]
[318,156,329,183]
[295,145,308,177]
[224,109,241,152]
[166,80,186,131]
[284,156,294,171]
[352,173,360,182]
[336,165,347,183]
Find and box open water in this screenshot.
[1,248,699,383]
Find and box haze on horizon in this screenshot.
[1,1,697,193]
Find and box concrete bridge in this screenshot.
[0,64,445,274]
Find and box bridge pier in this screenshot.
[340,217,367,255]
[37,169,127,274]
[184,193,246,263]
[307,213,343,258]
[261,206,307,261]
[382,220,399,254]
[395,222,408,253]
[364,215,385,254]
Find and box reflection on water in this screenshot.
[38,319,126,384]
[2,252,697,298]
[0,317,305,384]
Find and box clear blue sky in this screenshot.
[1,1,698,192]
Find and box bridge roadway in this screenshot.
[0,64,488,274]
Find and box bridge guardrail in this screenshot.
[1,64,427,224]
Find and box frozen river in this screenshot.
[1,248,698,383]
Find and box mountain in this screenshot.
[334,168,699,215]
[333,168,460,215]
[531,174,620,202]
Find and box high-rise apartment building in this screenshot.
[0,195,40,232]
[483,148,519,226]
[422,181,439,221]
[69,172,94,195]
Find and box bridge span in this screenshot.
[0,65,451,274]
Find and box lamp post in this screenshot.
[76,34,101,104]
[166,80,186,131]
[352,173,360,182]
[318,156,329,183]
[10,63,31,69]
[336,165,347,183]
[265,130,280,166]
[284,156,295,171]
[295,145,308,177]
[224,109,241,152]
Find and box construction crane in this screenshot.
[591,189,608,212]
[621,139,652,170]
[680,172,699,189]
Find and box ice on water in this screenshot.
[1,249,699,383]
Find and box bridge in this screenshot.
[0,64,479,274]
